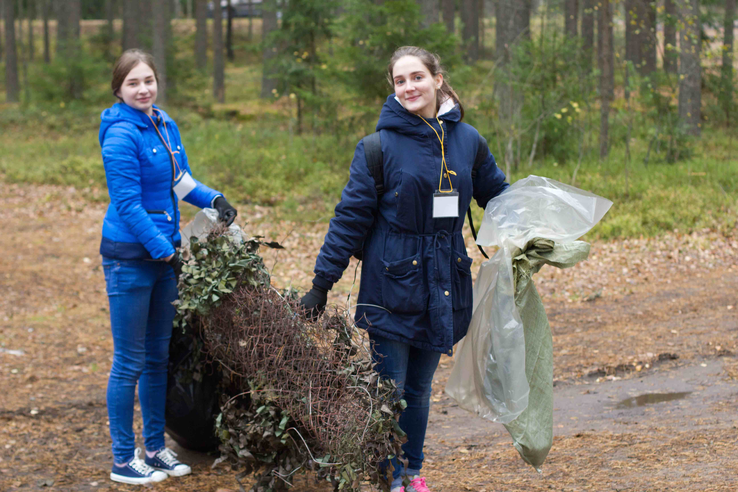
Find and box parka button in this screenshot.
[386,267,389,271]
[395,191,398,197]
[412,260,418,266]
[153,148,157,153]
[457,257,462,263]
[444,291,450,297]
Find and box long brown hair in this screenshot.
[111,49,159,101]
[387,46,464,120]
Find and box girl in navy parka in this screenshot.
[300,47,509,492]
[100,50,237,485]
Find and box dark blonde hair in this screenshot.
[111,49,159,100]
[387,46,464,120]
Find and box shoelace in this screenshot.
[129,450,155,476]
[156,448,180,467]
[408,476,430,492]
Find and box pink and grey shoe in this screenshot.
[406,476,431,492]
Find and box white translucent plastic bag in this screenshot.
[445,175,612,423]
[180,208,247,251]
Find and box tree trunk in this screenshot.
[152,0,169,104]
[461,0,479,62]
[721,0,735,123]
[18,0,29,103]
[248,0,253,41]
[42,0,49,62]
[260,0,278,98]
[4,0,19,103]
[186,0,192,18]
[173,0,183,18]
[581,0,594,66]
[226,0,234,61]
[663,0,677,74]
[678,0,701,136]
[138,0,153,50]
[564,0,578,38]
[495,0,508,62]
[104,0,115,59]
[442,0,454,33]
[213,0,225,102]
[479,0,485,58]
[122,0,140,51]
[624,0,639,70]
[598,0,613,158]
[0,0,4,61]
[56,0,69,57]
[641,0,656,75]
[56,0,80,58]
[195,0,207,71]
[27,0,34,62]
[419,0,440,28]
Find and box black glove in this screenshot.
[167,253,184,281]
[299,283,328,321]
[214,196,237,227]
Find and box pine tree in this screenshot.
[213,0,225,102]
[599,0,614,158]
[195,0,207,71]
[663,0,677,74]
[678,0,701,136]
[4,0,19,103]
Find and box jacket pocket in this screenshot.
[451,249,473,311]
[146,210,173,222]
[381,253,428,314]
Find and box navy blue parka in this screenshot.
[313,95,508,354]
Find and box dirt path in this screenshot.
[1,184,737,491]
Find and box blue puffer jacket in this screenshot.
[99,103,222,260]
[314,95,509,354]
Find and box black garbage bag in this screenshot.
[165,327,221,452]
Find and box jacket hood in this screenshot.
[375,94,461,135]
[99,103,173,145]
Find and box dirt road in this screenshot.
[1,184,737,491]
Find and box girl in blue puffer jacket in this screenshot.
[99,50,237,485]
[300,46,509,492]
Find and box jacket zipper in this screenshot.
[146,209,172,221]
[150,117,178,237]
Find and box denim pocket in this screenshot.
[451,250,473,311]
[381,253,428,314]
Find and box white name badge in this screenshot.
[433,191,459,218]
[173,172,197,200]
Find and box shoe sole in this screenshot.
[152,466,192,477]
[110,472,168,484]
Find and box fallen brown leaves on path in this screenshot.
[1,183,737,491]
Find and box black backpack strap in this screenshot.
[362,131,384,197]
[353,132,383,261]
[469,133,490,259]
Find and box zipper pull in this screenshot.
[164,211,172,222]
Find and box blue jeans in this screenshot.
[102,257,177,464]
[370,334,442,481]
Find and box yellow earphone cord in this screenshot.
[418,115,456,193]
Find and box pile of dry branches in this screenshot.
[174,231,405,491]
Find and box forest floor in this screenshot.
[1,183,738,491]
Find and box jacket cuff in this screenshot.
[312,275,333,292]
[210,194,223,208]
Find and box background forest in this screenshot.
[0,0,736,240]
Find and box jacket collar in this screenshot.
[375,94,461,135]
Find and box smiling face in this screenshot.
[116,62,158,115]
[392,55,443,119]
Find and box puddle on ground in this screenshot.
[616,392,692,409]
